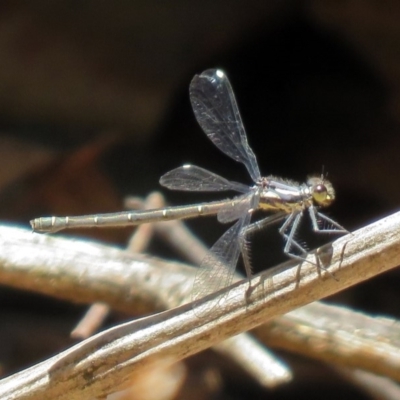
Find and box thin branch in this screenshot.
[336,368,400,400]
[0,211,400,398]
[0,225,192,314]
[70,302,110,340]
[215,335,291,387]
[125,192,160,253]
[256,302,400,381]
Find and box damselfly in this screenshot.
[31,69,346,303]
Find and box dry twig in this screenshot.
[0,211,400,398]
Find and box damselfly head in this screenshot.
[307,176,335,207]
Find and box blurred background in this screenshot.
[0,1,400,399]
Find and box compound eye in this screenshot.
[312,184,328,204]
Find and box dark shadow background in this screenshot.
[0,2,399,399]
